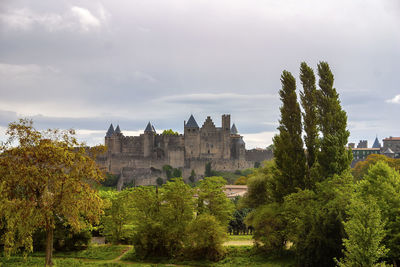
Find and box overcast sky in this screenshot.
[1,0,399,148]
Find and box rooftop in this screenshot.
[383,137,400,141]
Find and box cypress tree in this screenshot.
[299,62,319,188]
[316,62,352,178]
[273,71,306,201]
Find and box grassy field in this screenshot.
[228,234,253,241]
[0,244,294,266]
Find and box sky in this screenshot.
[0,0,399,149]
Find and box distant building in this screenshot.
[350,136,400,166]
[97,114,273,188]
[224,185,248,199]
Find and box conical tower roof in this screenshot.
[145,122,155,132]
[231,123,238,134]
[372,136,381,148]
[186,115,199,128]
[115,125,121,134]
[106,123,114,137]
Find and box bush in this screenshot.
[32,219,91,252]
[184,214,227,261]
[101,173,120,188]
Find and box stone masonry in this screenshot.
[96,114,273,187]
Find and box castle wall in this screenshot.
[245,149,273,163]
[99,114,274,187]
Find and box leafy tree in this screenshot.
[240,162,274,209]
[184,214,227,261]
[254,161,261,168]
[299,62,319,188]
[156,177,164,186]
[159,178,194,257]
[337,196,388,267]
[0,119,104,266]
[357,161,400,264]
[352,154,400,180]
[172,168,182,178]
[189,169,196,183]
[101,173,120,188]
[316,62,352,179]
[273,70,306,201]
[283,172,354,266]
[197,176,234,225]
[163,165,173,180]
[245,203,286,253]
[99,189,134,244]
[131,179,194,258]
[162,129,179,136]
[32,218,91,252]
[205,162,212,177]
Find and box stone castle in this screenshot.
[97,114,272,187]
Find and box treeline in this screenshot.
[239,62,399,266]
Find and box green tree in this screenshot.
[283,172,354,266]
[162,129,179,136]
[205,162,212,177]
[163,165,173,180]
[189,169,196,184]
[159,178,194,257]
[240,161,278,209]
[0,119,104,266]
[337,196,388,267]
[273,70,306,201]
[352,154,400,180]
[299,62,319,188]
[316,62,352,179]
[357,161,400,264]
[172,168,182,178]
[156,177,164,186]
[184,214,227,261]
[197,176,234,225]
[245,203,286,253]
[131,178,194,258]
[99,189,134,244]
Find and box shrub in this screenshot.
[184,214,227,261]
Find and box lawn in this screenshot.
[0,244,295,266]
[228,234,253,241]
[32,244,129,260]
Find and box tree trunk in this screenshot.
[45,226,54,266]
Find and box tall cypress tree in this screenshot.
[299,62,319,188]
[273,71,306,201]
[316,62,352,178]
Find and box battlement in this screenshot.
[99,114,273,185]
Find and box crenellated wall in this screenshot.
[98,114,273,188]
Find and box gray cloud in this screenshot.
[0,0,399,148]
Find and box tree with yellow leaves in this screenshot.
[0,119,105,266]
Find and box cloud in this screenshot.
[157,93,278,105]
[242,131,277,149]
[0,6,105,32]
[386,94,400,104]
[70,6,101,31]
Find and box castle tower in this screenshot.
[105,123,114,151]
[184,115,200,158]
[230,123,245,160]
[105,124,123,154]
[143,122,156,157]
[221,114,231,159]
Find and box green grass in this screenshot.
[0,256,154,266]
[228,235,253,241]
[31,245,129,260]
[121,245,294,266]
[1,244,295,266]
